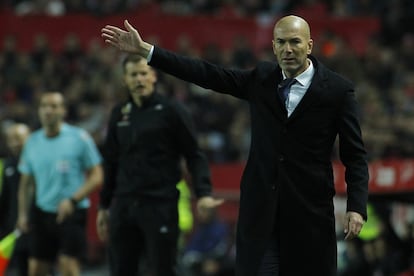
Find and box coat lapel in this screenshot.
[258,57,328,123]
[261,68,287,121]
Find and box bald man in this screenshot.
[0,123,31,276]
[100,15,369,276]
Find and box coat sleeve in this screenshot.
[338,87,369,220]
[99,107,120,209]
[149,46,252,100]
[171,102,213,198]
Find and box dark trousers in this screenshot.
[109,198,179,276]
[258,231,279,276]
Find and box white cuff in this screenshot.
[147,45,154,63]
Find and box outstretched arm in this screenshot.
[101,20,153,57]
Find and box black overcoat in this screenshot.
[150,47,369,276]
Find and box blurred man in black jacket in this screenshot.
[96,55,223,276]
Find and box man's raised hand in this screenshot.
[101,20,152,57]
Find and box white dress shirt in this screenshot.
[147,45,155,62]
[282,59,315,117]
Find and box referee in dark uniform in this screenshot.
[96,54,223,276]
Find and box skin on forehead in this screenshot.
[273,15,311,40]
[40,92,65,105]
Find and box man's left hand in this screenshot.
[344,211,365,240]
[196,196,224,215]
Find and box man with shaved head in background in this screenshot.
[100,15,369,275]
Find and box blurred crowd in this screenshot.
[1,0,414,162]
[0,0,413,21]
[1,1,414,276]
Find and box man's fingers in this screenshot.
[102,33,116,42]
[344,223,356,240]
[204,198,225,208]
[198,199,225,213]
[124,20,136,32]
[344,231,355,240]
[350,220,363,233]
[213,199,225,207]
[348,221,356,234]
[343,212,364,240]
[103,25,127,34]
[344,221,363,240]
[106,40,119,48]
[101,33,120,48]
[101,27,116,36]
[101,29,121,41]
[344,231,351,240]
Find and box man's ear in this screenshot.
[307,39,313,55]
[272,40,277,55]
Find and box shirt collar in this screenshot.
[282,59,314,87]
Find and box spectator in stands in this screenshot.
[101,14,369,275]
[2,35,18,68]
[95,54,223,276]
[0,123,31,276]
[31,34,51,72]
[16,91,103,276]
[181,207,232,276]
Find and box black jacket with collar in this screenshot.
[149,46,369,276]
[99,92,212,209]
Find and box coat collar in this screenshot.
[261,55,329,123]
[287,55,329,122]
[259,63,286,121]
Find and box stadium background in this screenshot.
[1,0,414,275]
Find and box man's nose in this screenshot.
[284,42,292,52]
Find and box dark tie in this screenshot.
[278,78,296,103]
